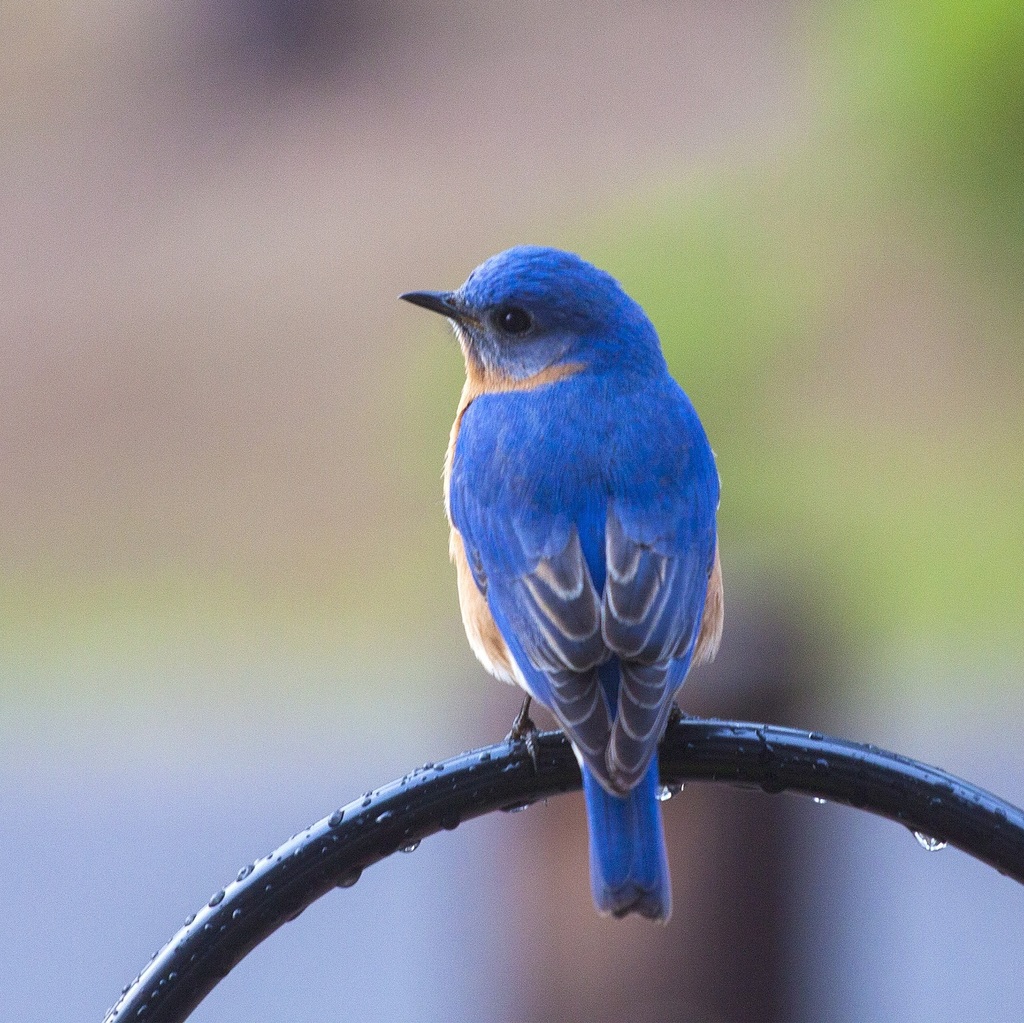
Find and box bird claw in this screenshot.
[506,695,540,772]
[667,703,687,728]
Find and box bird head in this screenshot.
[401,246,665,383]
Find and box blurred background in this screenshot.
[2,1,1024,1020]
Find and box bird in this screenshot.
[401,245,722,922]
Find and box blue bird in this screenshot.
[402,246,723,922]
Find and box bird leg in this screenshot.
[506,695,539,772]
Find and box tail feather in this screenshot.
[582,757,671,922]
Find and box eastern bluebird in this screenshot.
[402,246,723,922]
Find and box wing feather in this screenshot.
[602,505,717,789]
[463,518,615,780]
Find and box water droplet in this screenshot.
[376,810,393,823]
[423,762,434,770]
[231,908,242,920]
[440,813,460,831]
[812,797,827,805]
[183,914,196,927]
[327,808,344,828]
[399,840,421,853]
[236,863,254,882]
[337,868,362,888]
[479,751,491,762]
[208,889,225,907]
[913,831,947,852]
[502,801,532,813]
[361,796,371,808]
[433,763,444,771]
[656,783,683,802]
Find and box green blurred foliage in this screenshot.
[824,0,1024,273]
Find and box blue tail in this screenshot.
[582,756,672,922]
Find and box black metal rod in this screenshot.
[103,718,1024,1023]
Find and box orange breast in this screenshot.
[448,527,519,686]
[693,542,724,666]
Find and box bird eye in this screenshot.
[492,305,533,335]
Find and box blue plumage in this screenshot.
[402,246,723,922]
[584,753,671,920]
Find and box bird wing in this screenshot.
[452,491,615,773]
[601,484,719,789]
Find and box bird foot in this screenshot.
[667,703,688,728]
[506,696,540,772]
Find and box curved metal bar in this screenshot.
[103,718,1024,1023]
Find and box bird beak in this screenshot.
[399,290,471,323]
